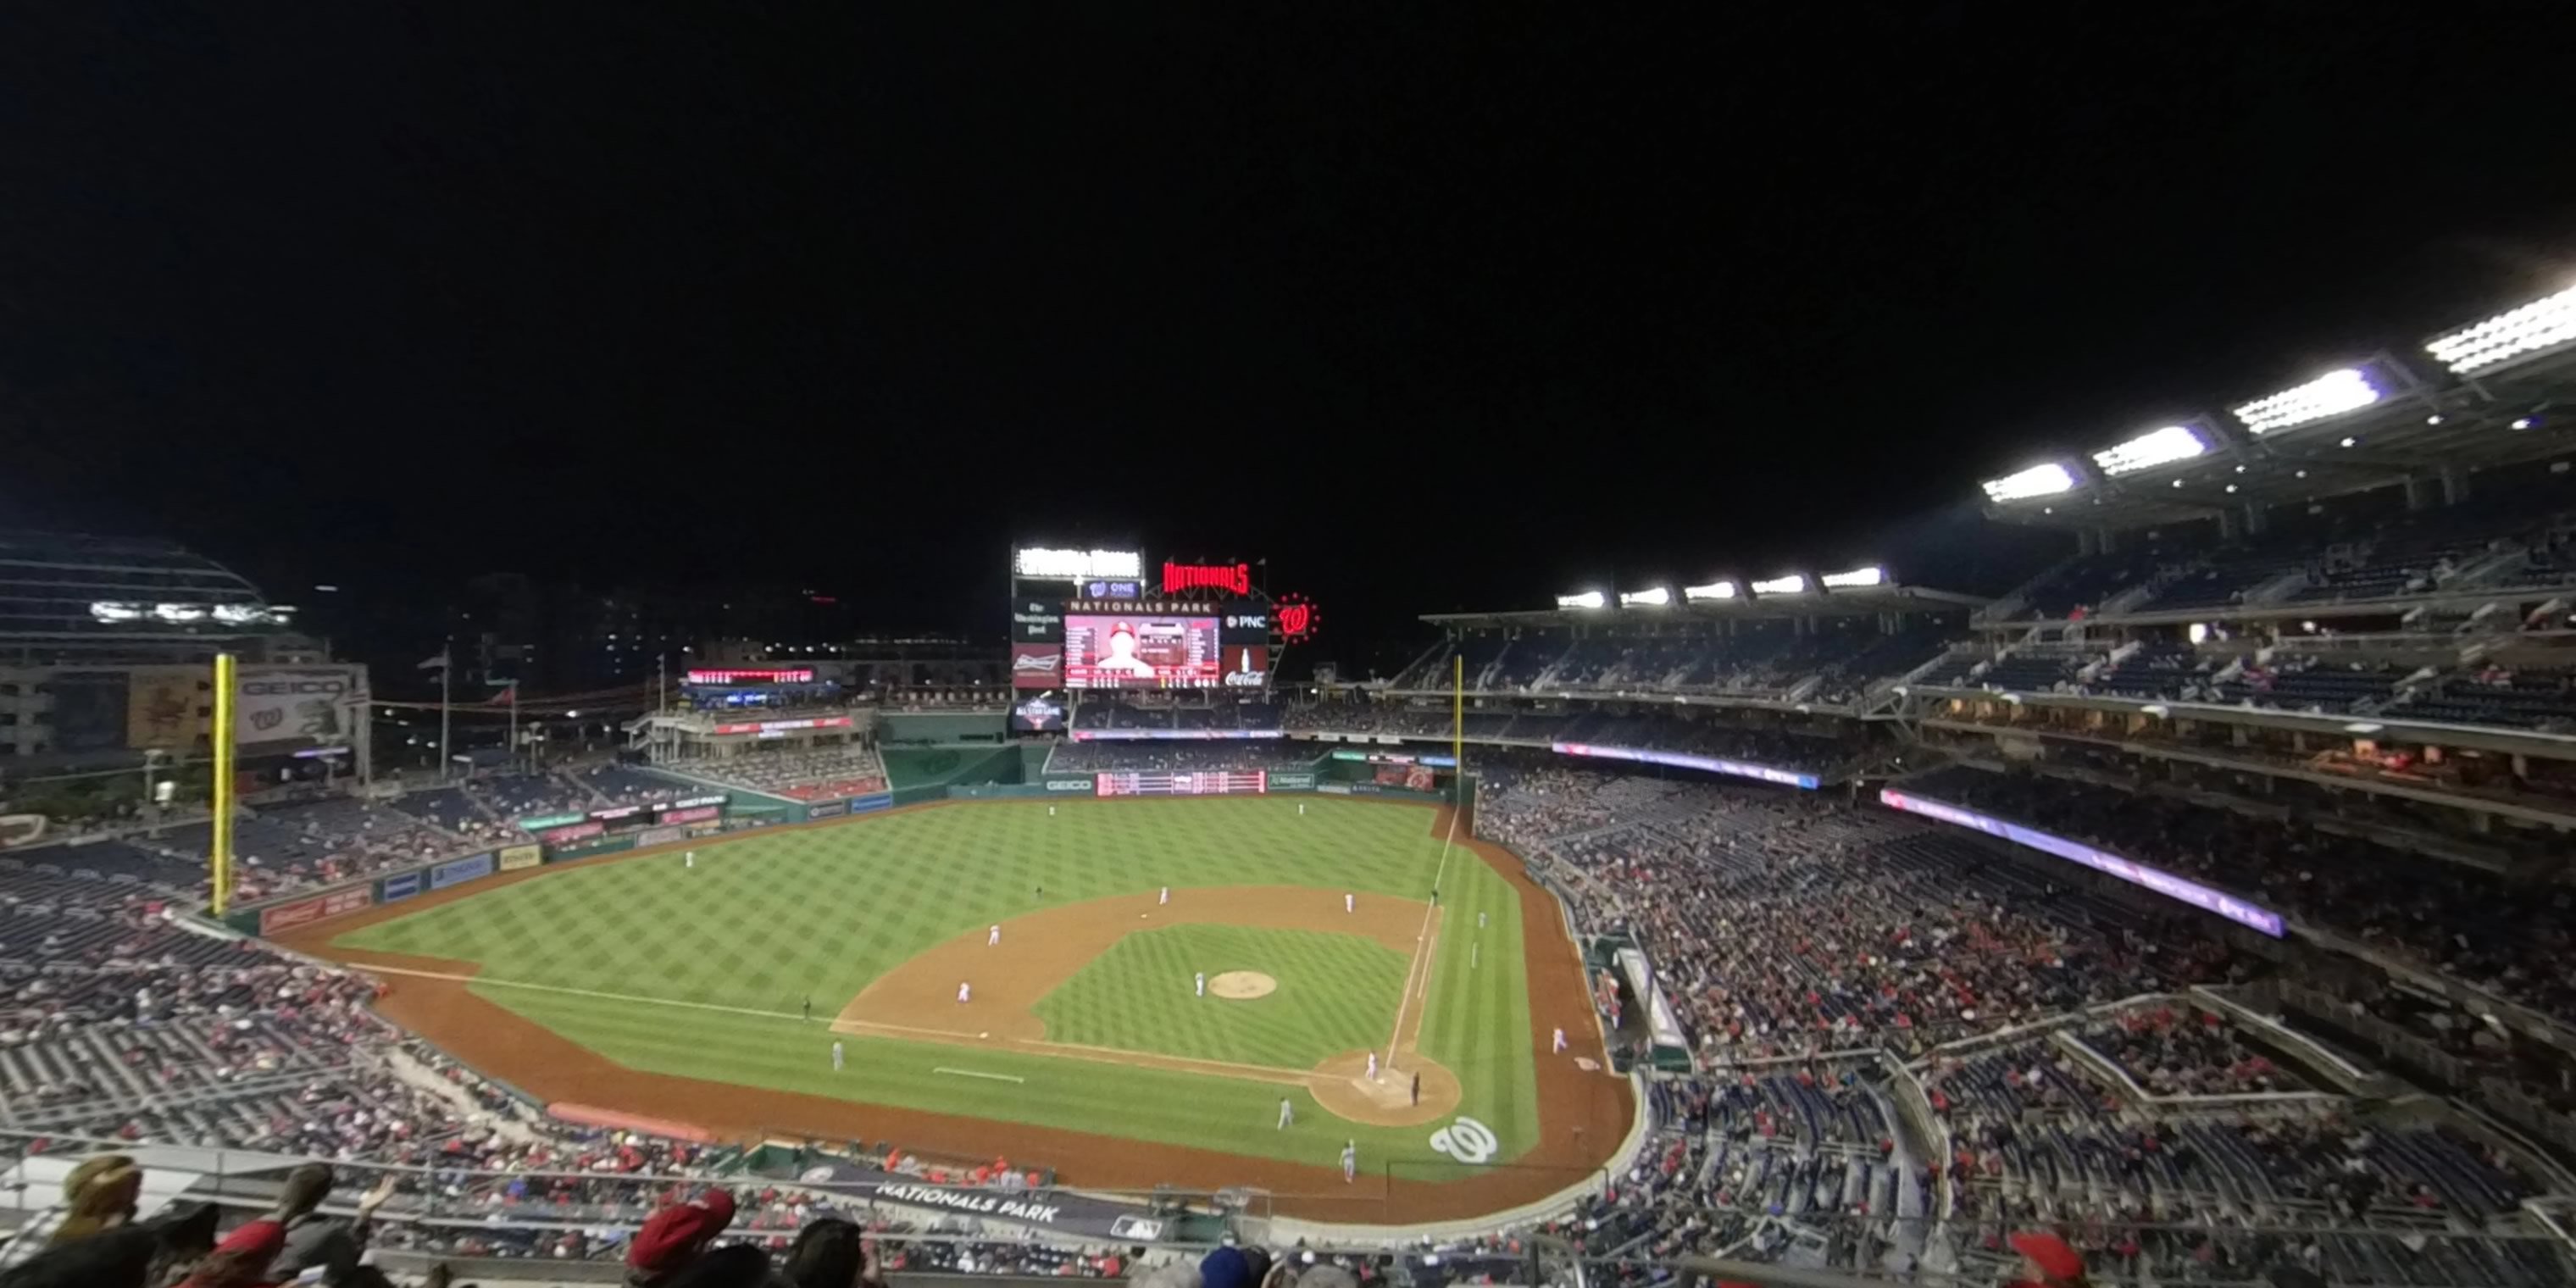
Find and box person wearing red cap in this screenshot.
[2007,1230,2090,1287]
[175,1218,287,1288]
[626,1188,738,1286]
[1091,624,1158,678]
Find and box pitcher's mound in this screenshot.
[1307,1049,1462,1126]
[1208,971,1276,1000]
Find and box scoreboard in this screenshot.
[1063,614,1223,689]
[1093,769,1268,797]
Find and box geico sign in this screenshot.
[242,679,347,697]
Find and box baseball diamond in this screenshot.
[284,796,1632,1222]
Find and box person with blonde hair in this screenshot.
[47,1154,143,1246]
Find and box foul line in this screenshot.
[1380,802,1461,1064]
[933,1067,1025,1083]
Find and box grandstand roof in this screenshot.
[1984,285,2576,533]
[1421,581,1984,628]
[0,530,292,663]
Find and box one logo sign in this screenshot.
[1428,1116,1499,1164]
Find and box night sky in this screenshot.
[5,6,2573,658]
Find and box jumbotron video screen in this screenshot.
[1063,614,1220,689]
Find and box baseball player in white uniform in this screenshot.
[685,851,695,869]
[988,924,1002,947]
[1195,971,1207,997]
[1365,1051,1378,1080]
[1341,1141,1357,1183]
[1160,886,1170,906]
[1345,892,1354,913]
[957,981,972,1004]
[832,1040,845,1070]
[1277,1097,1294,1129]
[1553,1026,1568,1053]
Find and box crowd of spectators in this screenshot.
[671,746,889,802]
[1041,742,1321,774]
[1893,765,2576,1027]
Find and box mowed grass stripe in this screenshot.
[1033,924,1409,1068]
[340,798,1542,1173]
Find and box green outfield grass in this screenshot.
[331,797,1544,1175]
[1031,924,1410,1069]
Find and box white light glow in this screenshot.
[2426,285,2576,374]
[1751,574,1808,596]
[2090,425,2207,475]
[153,602,208,622]
[88,601,145,622]
[212,604,264,625]
[1555,591,1607,610]
[1980,461,2078,502]
[1821,565,1886,589]
[1683,580,1737,602]
[1013,547,1142,579]
[1618,586,1671,608]
[2230,368,2382,434]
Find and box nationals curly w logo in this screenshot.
[1428,1115,1499,1164]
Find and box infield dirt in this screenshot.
[280,800,1634,1224]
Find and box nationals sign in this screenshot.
[1161,560,1251,596]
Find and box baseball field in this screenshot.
[284,797,1631,1221]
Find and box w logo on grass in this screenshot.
[1428,1116,1498,1164]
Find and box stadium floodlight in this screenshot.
[212,604,266,625]
[89,601,146,623]
[1820,565,1885,590]
[1751,574,1808,596]
[2090,424,2207,475]
[1013,547,1142,580]
[1555,591,1607,610]
[2425,285,2576,375]
[1682,580,1737,602]
[153,602,208,622]
[1980,461,2077,503]
[2229,367,2380,435]
[1618,586,1671,608]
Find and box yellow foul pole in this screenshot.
[211,653,236,915]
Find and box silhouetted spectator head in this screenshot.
[783,1218,872,1288]
[176,1219,286,1288]
[276,1163,335,1219]
[48,1154,142,1246]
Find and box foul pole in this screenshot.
[210,652,236,915]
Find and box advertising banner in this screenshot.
[849,793,893,815]
[518,812,589,831]
[636,824,686,848]
[550,833,637,860]
[1879,788,2286,937]
[1552,741,1820,791]
[498,843,544,871]
[430,852,496,890]
[672,795,728,810]
[1095,769,1267,797]
[382,871,423,902]
[236,666,364,746]
[258,886,374,935]
[657,805,721,825]
[712,714,852,736]
[1011,644,1064,691]
[1269,769,1319,791]
[1041,774,1096,795]
[806,800,849,819]
[541,821,604,846]
[125,666,203,749]
[1009,694,1068,733]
